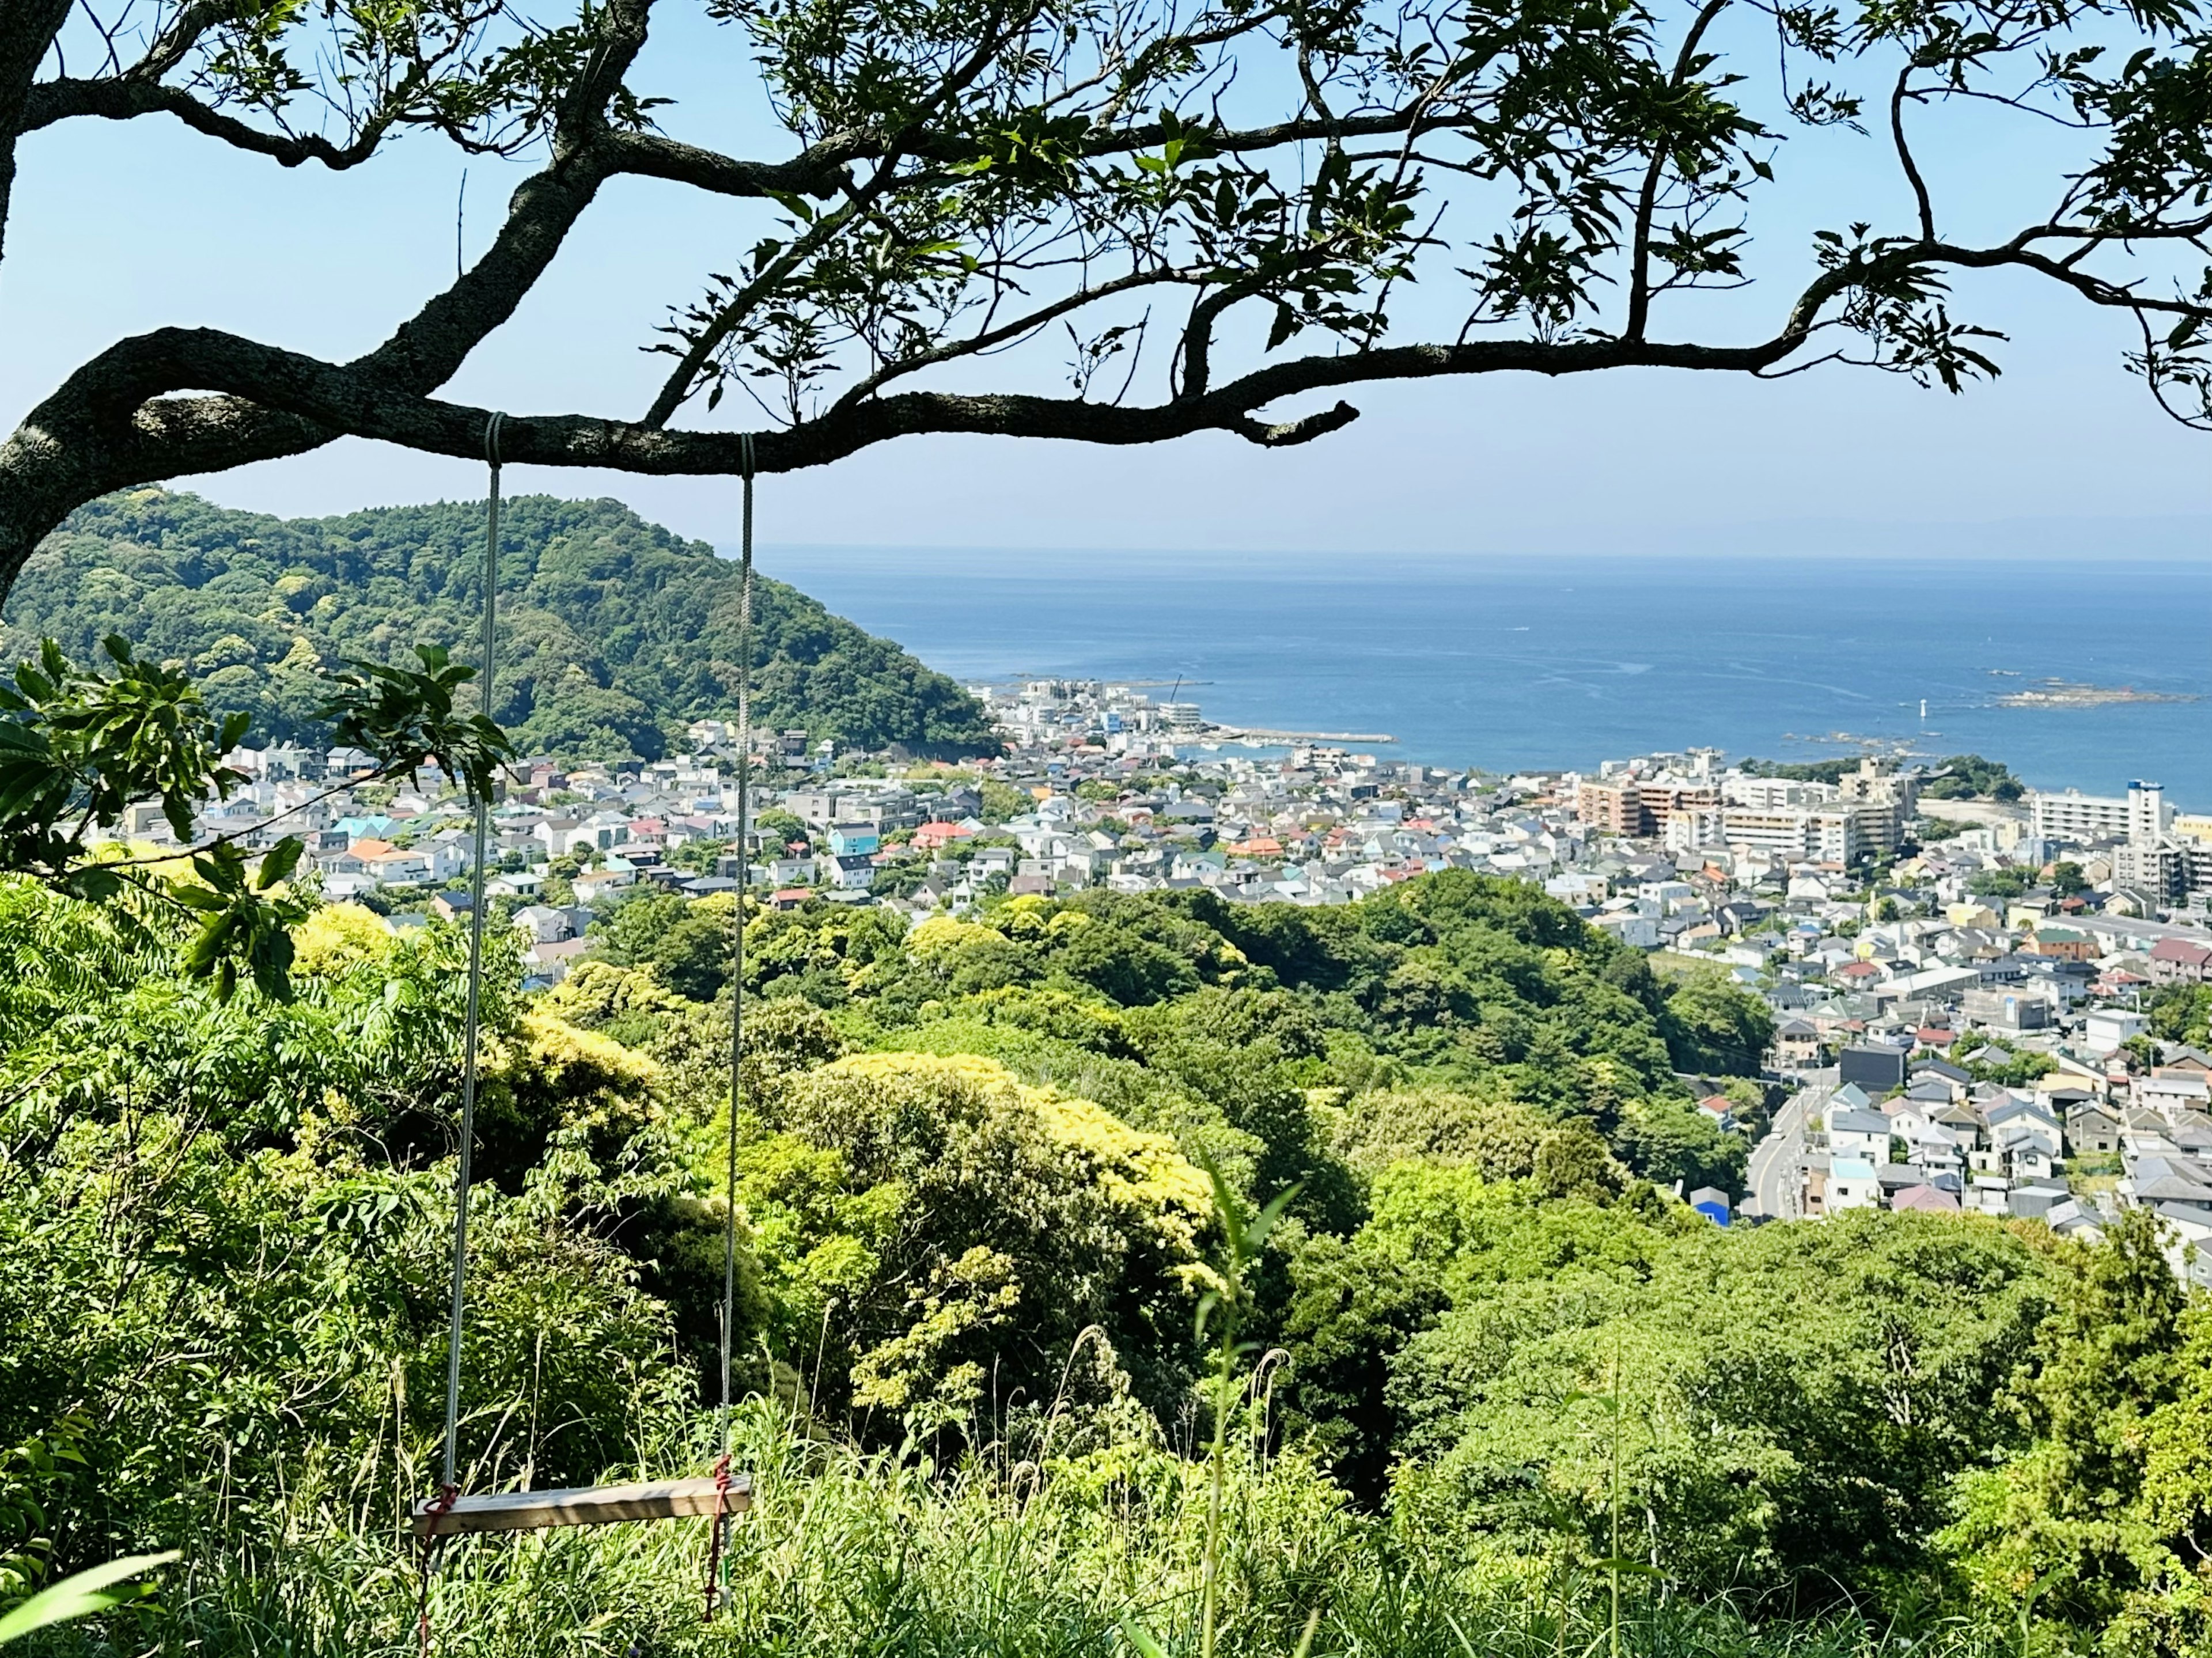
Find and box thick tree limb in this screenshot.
[0,0,75,263]
[10,0,2212,614]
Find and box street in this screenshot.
[1749,1073,1835,1220]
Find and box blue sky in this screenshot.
[5,2,2209,557]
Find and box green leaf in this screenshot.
[0,1551,179,1645]
[1589,1557,1664,1578]
[256,836,305,891]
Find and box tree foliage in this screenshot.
[13,0,2212,581]
[7,836,2212,1653]
[10,492,997,760]
[0,628,510,997]
[1922,756,2025,803]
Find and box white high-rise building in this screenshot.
[2030,780,2168,847]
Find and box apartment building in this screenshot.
[2031,780,2168,846]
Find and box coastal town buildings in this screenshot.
[135,681,2212,1278]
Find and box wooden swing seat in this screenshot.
[413,1474,752,1538]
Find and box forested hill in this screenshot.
[7,490,998,761]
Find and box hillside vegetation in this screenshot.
[9,860,2212,1658]
[5,491,997,760]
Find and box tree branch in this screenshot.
[20,75,387,165]
[0,0,75,262]
[1891,69,1935,242]
[830,265,1202,410]
[1626,0,1734,343]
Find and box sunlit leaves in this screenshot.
[0,636,247,879]
[0,636,512,1002]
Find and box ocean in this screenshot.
[757,546,2212,806]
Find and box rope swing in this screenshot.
[707,431,757,1619]
[412,416,757,1632]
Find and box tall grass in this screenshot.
[21,1399,2016,1658]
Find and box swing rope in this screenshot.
[706,431,757,1622]
[418,411,505,1656]
[440,408,505,1501]
[416,420,760,1641]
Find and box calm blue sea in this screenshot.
[757,547,2212,806]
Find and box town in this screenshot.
[154,673,2212,1274]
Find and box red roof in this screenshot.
[2152,937,2212,966]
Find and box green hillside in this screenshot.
[6,490,997,761]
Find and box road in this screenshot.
[1749,1073,1836,1221]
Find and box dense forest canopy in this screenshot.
[11,859,2212,1658]
[4,491,997,761]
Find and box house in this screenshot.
[2149,936,2212,985]
[362,845,434,886]
[911,821,976,853]
[524,936,590,984]
[430,890,476,923]
[1986,1099,2064,1160]
[820,852,878,891]
[1689,1186,1732,1226]
[1996,1129,2056,1181]
[1962,985,2058,1031]
[1828,1158,1882,1211]
[1839,1044,1907,1094]
[1772,1018,1823,1069]
[512,904,575,944]
[2133,1154,2212,1207]
[1874,1163,1930,1201]
[2084,1007,2150,1056]
[827,822,882,858]
[572,867,635,904]
[2067,1102,2122,1158]
[2010,1179,2072,1219]
[1592,912,1660,949]
[2025,924,2097,962]
[2041,1199,2105,1243]
[536,817,599,858]
[1911,1054,1972,1092]
[1968,1175,2013,1216]
[1827,1107,1893,1166]
[2137,1072,2212,1114]
[1892,1182,1961,1213]
[2165,1113,2212,1160]
[2162,1045,2212,1076]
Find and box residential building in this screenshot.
[2030,780,2168,846]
